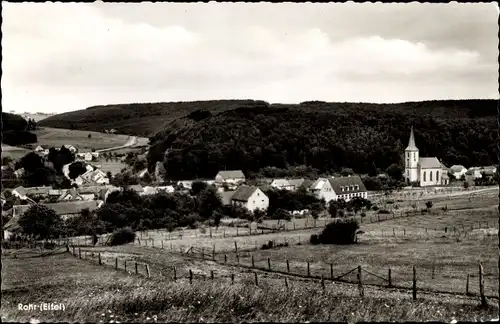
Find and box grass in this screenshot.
[2,251,498,322]
[1,144,32,160]
[31,127,148,151]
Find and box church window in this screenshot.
[407,170,409,177]
[430,171,433,181]
[413,153,416,161]
[423,171,426,181]
[407,158,409,165]
[436,171,439,181]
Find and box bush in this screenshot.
[310,234,320,245]
[2,130,37,146]
[378,209,390,214]
[108,227,136,246]
[372,205,379,211]
[313,219,360,245]
[360,212,366,218]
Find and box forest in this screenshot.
[2,113,38,146]
[145,100,497,180]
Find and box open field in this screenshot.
[1,144,32,160]
[32,127,148,151]
[2,249,498,322]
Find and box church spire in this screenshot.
[406,126,417,150]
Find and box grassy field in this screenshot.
[1,144,32,160]
[32,127,147,151]
[2,250,498,322]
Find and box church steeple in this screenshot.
[406,126,417,150]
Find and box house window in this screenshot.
[430,171,433,182]
[423,171,426,181]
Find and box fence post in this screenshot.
[125,261,127,272]
[307,261,310,276]
[254,272,258,286]
[223,229,226,238]
[412,266,417,300]
[212,245,216,261]
[466,274,470,295]
[287,260,290,273]
[210,270,214,280]
[479,263,487,308]
[268,257,271,270]
[234,241,238,254]
[285,277,289,288]
[231,273,234,285]
[210,226,212,238]
[250,255,255,268]
[72,246,75,255]
[189,269,193,284]
[321,275,325,290]
[78,248,81,259]
[388,268,392,287]
[237,254,240,265]
[173,267,177,281]
[201,247,205,259]
[330,264,334,279]
[432,264,435,279]
[135,262,138,275]
[115,257,118,269]
[98,253,102,265]
[357,266,364,297]
[146,264,150,278]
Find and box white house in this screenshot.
[230,185,269,212]
[215,170,245,185]
[467,167,484,179]
[404,127,449,187]
[309,176,368,203]
[450,165,467,180]
[270,179,294,190]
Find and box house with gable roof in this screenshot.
[230,185,269,212]
[215,170,246,185]
[309,176,368,203]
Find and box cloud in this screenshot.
[1,2,498,113]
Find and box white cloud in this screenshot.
[1,2,498,114]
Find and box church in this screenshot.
[404,127,450,187]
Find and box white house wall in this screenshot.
[244,189,269,212]
[419,168,441,187]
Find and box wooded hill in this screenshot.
[38,99,498,180]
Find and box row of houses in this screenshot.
[449,165,497,180]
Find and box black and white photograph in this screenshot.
[1,1,499,322]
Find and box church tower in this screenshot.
[404,126,419,183]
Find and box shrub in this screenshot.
[310,234,320,245]
[314,219,360,245]
[360,212,366,218]
[372,205,379,211]
[108,227,136,246]
[378,209,390,214]
[261,240,275,250]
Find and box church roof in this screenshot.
[419,157,442,169]
[406,127,418,151]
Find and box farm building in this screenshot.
[404,127,449,186]
[3,200,103,239]
[450,165,467,180]
[309,176,368,203]
[220,190,236,206]
[270,179,294,191]
[215,170,245,185]
[11,186,51,201]
[230,185,269,212]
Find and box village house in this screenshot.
[75,169,110,186]
[177,180,194,190]
[3,200,103,240]
[215,170,246,185]
[63,144,78,154]
[270,179,294,191]
[11,186,51,201]
[450,165,468,180]
[310,176,368,203]
[230,185,269,212]
[220,191,236,206]
[404,127,450,186]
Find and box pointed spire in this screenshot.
[406,126,417,150]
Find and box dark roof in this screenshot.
[406,127,418,150]
[327,176,367,195]
[216,170,245,180]
[231,185,258,202]
[11,201,101,219]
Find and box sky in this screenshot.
[2,2,499,114]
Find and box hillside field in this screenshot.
[32,127,148,151]
[1,144,32,160]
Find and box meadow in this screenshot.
[2,250,498,323]
[32,127,148,151]
[1,144,32,160]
